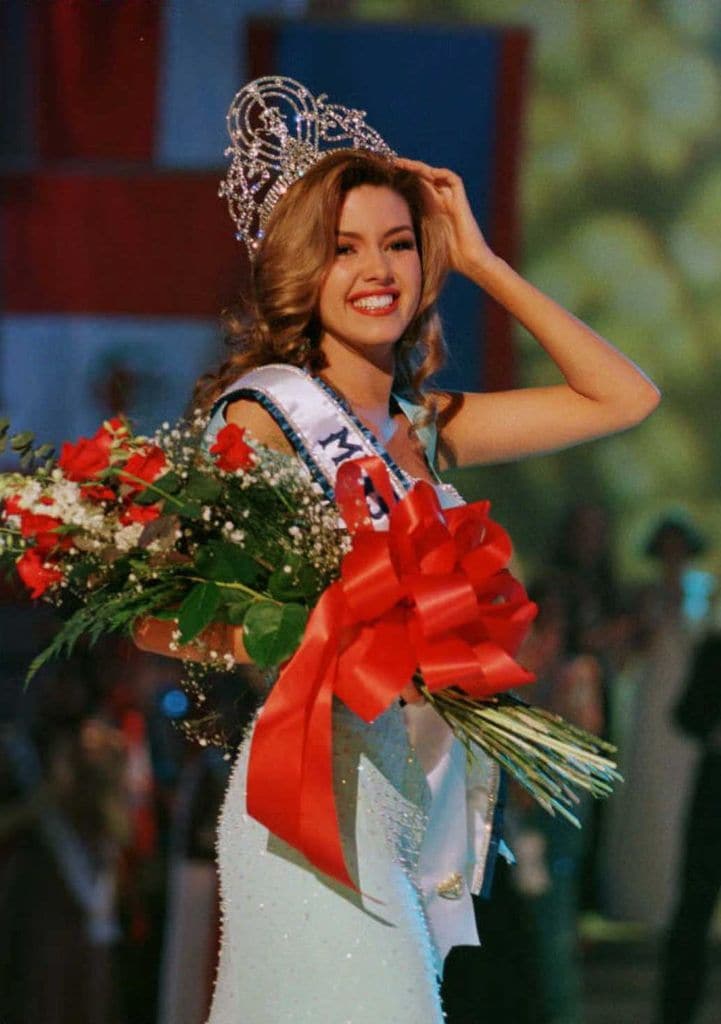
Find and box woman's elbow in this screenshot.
[630,379,662,425]
[612,376,661,430]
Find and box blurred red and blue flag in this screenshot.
[1,1,528,446]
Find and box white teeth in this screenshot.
[352,294,396,310]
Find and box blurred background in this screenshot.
[2,1,721,1022]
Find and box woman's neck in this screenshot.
[318,339,395,419]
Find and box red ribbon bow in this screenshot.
[246,456,537,891]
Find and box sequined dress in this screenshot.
[204,398,500,1024]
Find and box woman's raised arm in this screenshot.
[396,158,661,468]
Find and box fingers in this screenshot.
[395,157,461,186]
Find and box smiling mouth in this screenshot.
[350,293,399,315]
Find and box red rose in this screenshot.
[3,497,71,553]
[94,417,125,439]
[210,424,255,472]
[2,495,24,519]
[80,484,117,503]
[120,503,161,525]
[59,435,112,482]
[16,549,64,598]
[20,511,72,554]
[93,417,130,452]
[120,446,167,492]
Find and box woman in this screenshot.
[136,80,659,1023]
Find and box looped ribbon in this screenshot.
[246,456,537,891]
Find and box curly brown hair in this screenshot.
[193,149,449,418]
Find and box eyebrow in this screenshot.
[335,225,414,239]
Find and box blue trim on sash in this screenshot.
[210,368,425,497]
[312,376,415,491]
[211,386,336,502]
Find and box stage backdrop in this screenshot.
[1,2,528,448]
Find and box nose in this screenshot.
[361,245,394,282]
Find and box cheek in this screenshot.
[319,267,352,318]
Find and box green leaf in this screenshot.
[66,560,96,587]
[152,607,181,621]
[154,471,183,494]
[268,566,304,601]
[177,500,203,520]
[194,541,260,585]
[34,443,55,461]
[10,432,34,450]
[133,471,183,506]
[218,598,251,626]
[297,564,322,599]
[268,561,321,601]
[184,469,222,503]
[132,488,162,507]
[0,418,9,437]
[177,581,222,644]
[243,601,307,668]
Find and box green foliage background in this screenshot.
[355,0,721,581]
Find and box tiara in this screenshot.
[219,76,396,257]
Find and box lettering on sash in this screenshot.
[363,473,391,521]
[317,427,364,466]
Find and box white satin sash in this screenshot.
[216,363,410,529]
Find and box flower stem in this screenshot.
[108,468,185,509]
[183,574,281,605]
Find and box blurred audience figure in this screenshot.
[507,575,605,1024]
[107,640,184,1024]
[655,630,721,1024]
[0,634,130,1024]
[547,501,624,663]
[605,514,707,931]
[543,501,629,913]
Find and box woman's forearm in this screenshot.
[469,253,660,421]
[133,616,251,664]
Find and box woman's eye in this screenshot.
[390,238,416,252]
[335,243,354,256]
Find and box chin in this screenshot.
[349,319,410,347]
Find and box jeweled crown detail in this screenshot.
[219,76,396,257]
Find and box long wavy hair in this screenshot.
[193,150,449,418]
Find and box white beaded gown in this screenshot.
[204,405,500,1024]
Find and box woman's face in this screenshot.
[317,185,422,366]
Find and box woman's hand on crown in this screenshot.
[395,157,496,280]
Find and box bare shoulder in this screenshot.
[224,398,295,456]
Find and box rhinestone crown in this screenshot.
[219,76,396,258]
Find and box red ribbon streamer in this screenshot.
[246,457,537,890]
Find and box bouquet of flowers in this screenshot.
[0,412,346,684]
[0,412,620,862]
